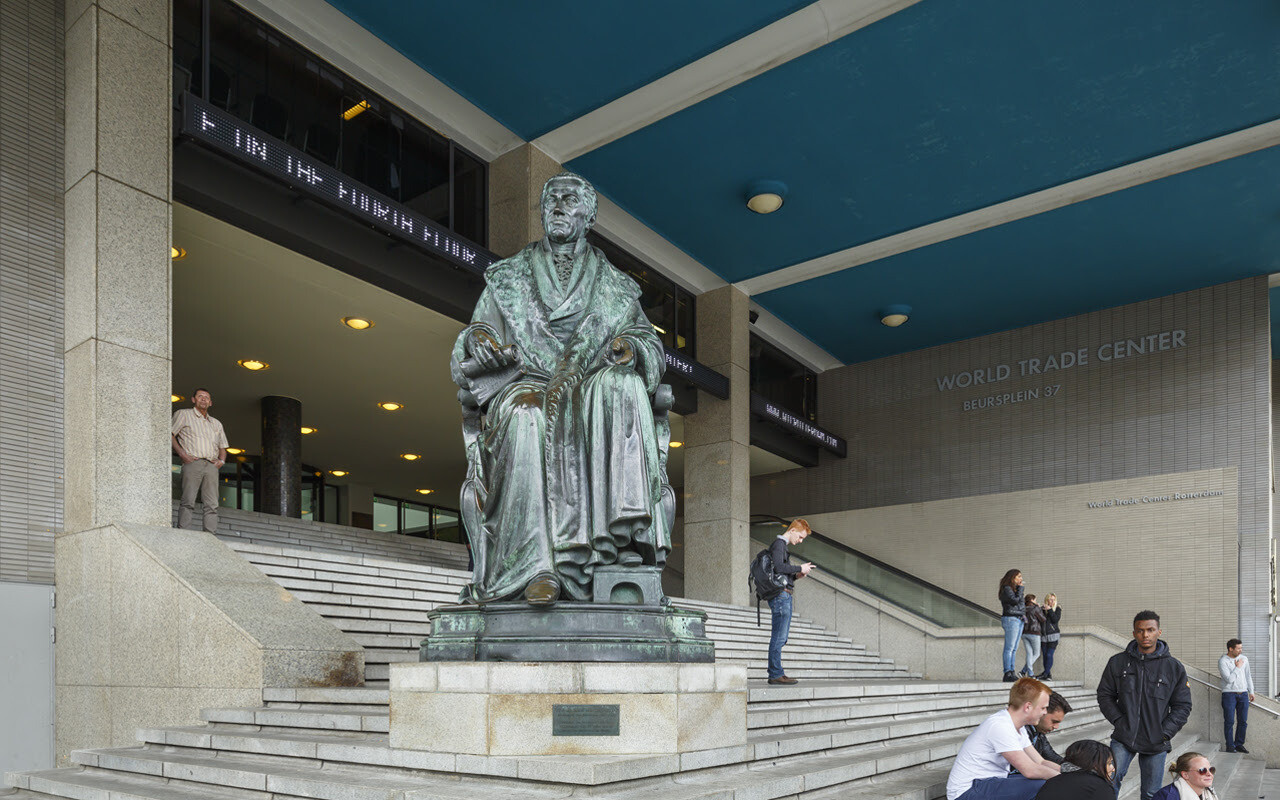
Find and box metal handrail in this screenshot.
[1185,674,1280,718]
[750,513,1001,623]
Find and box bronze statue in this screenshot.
[451,173,675,606]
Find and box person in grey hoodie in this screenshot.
[1096,610,1192,800]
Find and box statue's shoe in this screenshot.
[524,572,561,606]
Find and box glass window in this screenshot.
[402,502,432,538]
[433,508,462,543]
[587,232,695,356]
[322,485,340,523]
[373,496,399,533]
[183,0,487,247]
[750,333,817,420]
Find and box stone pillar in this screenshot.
[487,144,562,257]
[63,0,172,532]
[681,286,751,605]
[260,396,302,518]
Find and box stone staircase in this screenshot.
[5,524,1268,799]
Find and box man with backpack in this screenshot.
[762,518,815,685]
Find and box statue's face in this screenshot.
[541,179,595,244]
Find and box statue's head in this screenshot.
[540,172,597,245]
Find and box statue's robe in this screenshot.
[451,239,669,602]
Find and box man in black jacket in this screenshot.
[1026,692,1072,765]
[1096,610,1193,800]
[766,518,814,685]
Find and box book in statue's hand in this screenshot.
[458,345,524,407]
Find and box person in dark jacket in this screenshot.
[1021,593,1046,677]
[1032,739,1115,800]
[765,518,814,685]
[1096,610,1193,800]
[998,569,1026,682]
[1026,692,1072,765]
[1036,594,1061,680]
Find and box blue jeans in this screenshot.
[1001,616,1024,673]
[1021,635,1041,675]
[1110,740,1165,800]
[767,590,792,679]
[954,775,1044,800]
[1041,641,1057,674]
[1222,691,1249,748]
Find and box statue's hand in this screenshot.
[606,337,635,366]
[468,330,519,375]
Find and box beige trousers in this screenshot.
[178,459,220,532]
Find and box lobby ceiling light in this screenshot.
[416,488,434,496]
[237,359,270,371]
[300,426,317,435]
[171,246,187,260]
[171,394,184,403]
[669,441,684,448]
[377,401,404,412]
[400,453,421,461]
[651,323,667,335]
[341,317,374,330]
[880,304,912,328]
[342,100,369,121]
[745,180,788,214]
[226,447,245,455]
[329,469,349,477]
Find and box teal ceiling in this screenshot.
[326,0,1280,364]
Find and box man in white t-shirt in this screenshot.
[946,677,1062,800]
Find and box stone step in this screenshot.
[226,540,470,578]
[62,748,562,800]
[199,705,389,733]
[1215,750,1266,798]
[746,678,1086,704]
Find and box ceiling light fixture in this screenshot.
[669,441,684,448]
[745,180,788,214]
[341,317,374,330]
[171,394,184,403]
[342,100,369,121]
[416,488,434,496]
[329,469,349,477]
[377,401,404,412]
[300,426,317,435]
[880,304,912,328]
[226,447,245,455]
[400,453,421,461]
[651,323,667,335]
[237,359,269,371]
[171,246,187,260]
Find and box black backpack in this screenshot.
[748,548,789,624]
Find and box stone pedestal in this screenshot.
[422,602,714,663]
[390,661,746,756]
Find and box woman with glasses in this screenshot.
[1150,752,1219,800]
[1033,739,1116,799]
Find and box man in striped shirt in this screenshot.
[171,388,229,532]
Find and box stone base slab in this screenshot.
[422,601,714,663]
[390,661,746,756]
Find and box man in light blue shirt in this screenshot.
[1218,638,1255,753]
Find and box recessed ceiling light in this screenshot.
[329,469,349,477]
[300,426,317,435]
[237,359,269,371]
[377,401,404,412]
[171,394,184,403]
[745,180,788,214]
[400,453,422,461]
[669,441,684,448]
[880,304,912,328]
[226,447,244,455]
[416,488,434,495]
[341,317,374,330]
[171,246,187,260]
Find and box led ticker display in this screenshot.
[180,93,497,274]
[750,393,846,457]
[664,348,729,399]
